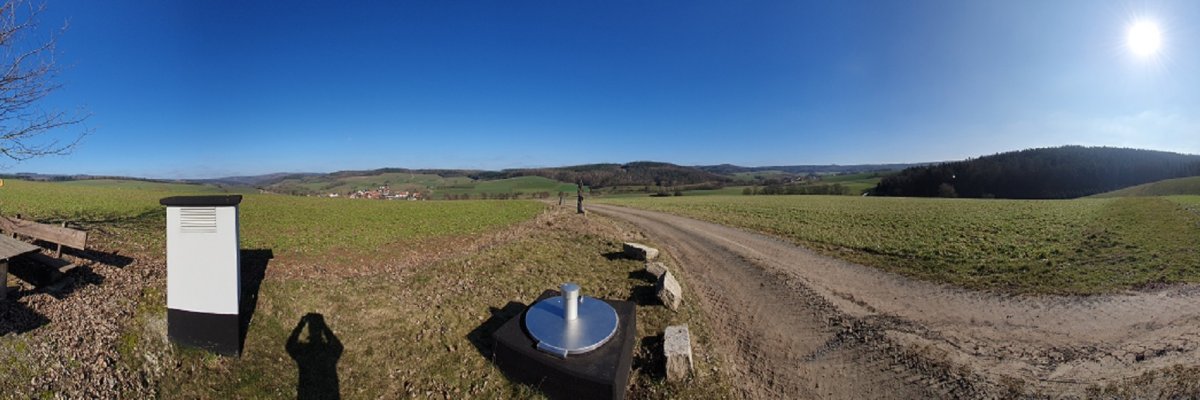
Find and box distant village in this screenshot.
[321,185,427,200]
[310,184,560,201]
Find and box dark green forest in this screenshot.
[873,146,1200,199]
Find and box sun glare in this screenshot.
[1126,20,1163,58]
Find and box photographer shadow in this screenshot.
[286,312,343,400]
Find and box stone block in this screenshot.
[656,271,682,311]
[622,243,659,261]
[664,325,693,382]
[644,262,668,279]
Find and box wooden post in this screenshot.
[577,182,586,214]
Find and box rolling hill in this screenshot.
[698,162,930,175]
[873,146,1200,199]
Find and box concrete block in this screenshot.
[656,271,682,311]
[664,325,693,382]
[622,243,659,261]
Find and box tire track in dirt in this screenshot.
[591,204,967,399]
[590,203,1200,398]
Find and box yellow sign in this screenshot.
[0,179,5,188]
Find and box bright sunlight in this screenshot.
[1127,19,1163,58]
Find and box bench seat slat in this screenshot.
[24,252,77,274]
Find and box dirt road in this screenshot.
[589,203,1200,399]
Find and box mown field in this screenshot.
[0,179,729,398]
[598,195,1200,294]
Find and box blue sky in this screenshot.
[15,0,1200,178]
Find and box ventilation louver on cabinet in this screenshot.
[180,207,218,233]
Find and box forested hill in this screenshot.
[697,162,930,175]
[872,146,1200,199]
[477,162,729,188]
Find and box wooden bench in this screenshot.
[0,235,40,299]
[0,215,89,275]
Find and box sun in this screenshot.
[1126,19,1163,58]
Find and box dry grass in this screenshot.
[125,205,733,398]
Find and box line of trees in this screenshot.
[873,146,1200,199]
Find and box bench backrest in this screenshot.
[0,217,88,249]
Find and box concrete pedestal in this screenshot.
[167,308,242,355]
[494,290,636,400]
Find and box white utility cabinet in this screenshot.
[160,195,242,355]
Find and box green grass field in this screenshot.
[676,186,749,196]
[725,171,885,194]
[1093,176,1200,198]
[1169,195,1200,211]
[598,195,1200,294]
[0,179,544,258]
[55,179,253,193]
[596,186,749,199]
[816,172,886,194]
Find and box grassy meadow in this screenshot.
[1093,176,1200,198]
[55,178,257,194]
[0,179,730,398]
[817,172,886,194]
[0,179,544,258]
[598,195,1200,294]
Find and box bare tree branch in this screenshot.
[0,0,88,163]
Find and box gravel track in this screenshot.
[589,203,1200,399]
